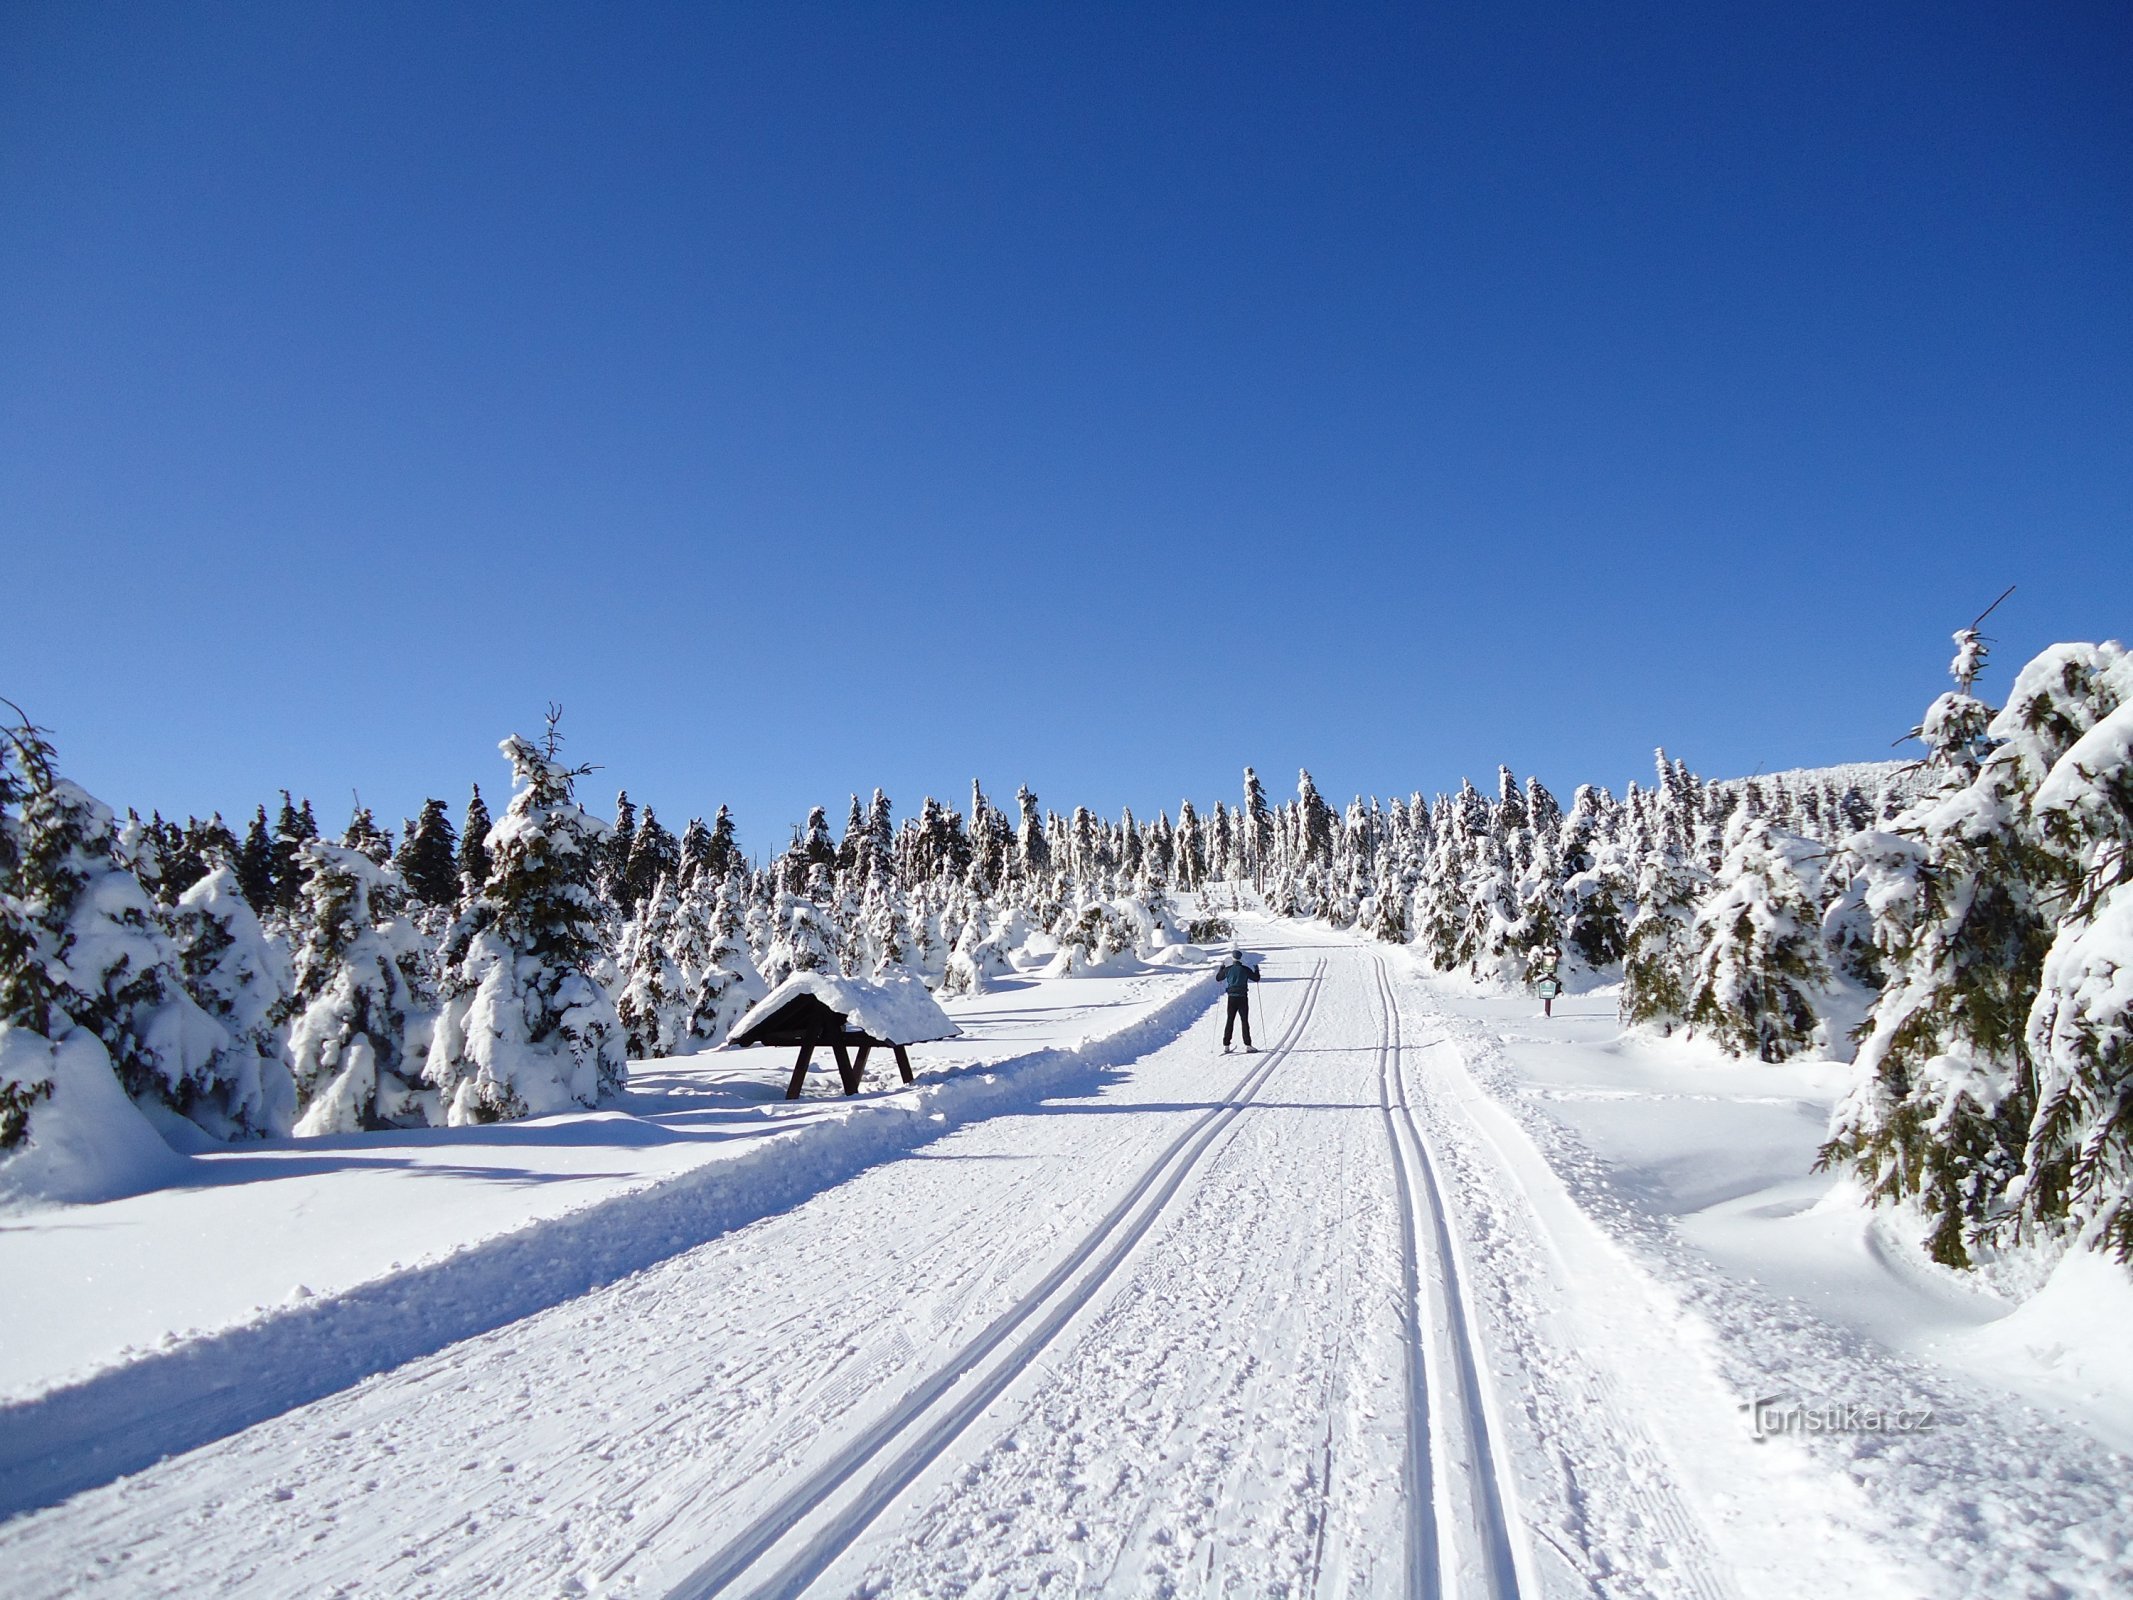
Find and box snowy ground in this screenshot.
[2,910,2128,1597]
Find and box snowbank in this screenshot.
[0,1028,188,1211]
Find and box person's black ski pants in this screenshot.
[1224,993,1253,1048]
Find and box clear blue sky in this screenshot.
[4,2,2128,857]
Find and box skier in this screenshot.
[1215,947,1261,1053]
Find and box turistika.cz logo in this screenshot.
[1741,1396,1939,1441]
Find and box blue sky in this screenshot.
[3,2,2127,857]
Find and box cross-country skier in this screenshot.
[1215,948,1260,1053]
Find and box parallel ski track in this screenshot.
[663,956,1332,1600]
[1373,955,1522,1600]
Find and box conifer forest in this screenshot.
[7,627,2130,1277]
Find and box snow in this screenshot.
[0,1027,187,1210]
[1,910,2128,1597]
[732,968,962,1045]
[0,962,1201,1411]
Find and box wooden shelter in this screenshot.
[729,972,961,1100]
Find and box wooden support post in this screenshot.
[852,1044,872,1086]
[784,1042,815,1101]
[892,1044,915,1085]
[831,1040,860,1096]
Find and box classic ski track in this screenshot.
[1373,954,1524,1600]
[664,956,1331,1600]
[1398,1001,1741,1600]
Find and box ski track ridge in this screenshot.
[661,957,1332,1600]
[1374,953,1523,1600]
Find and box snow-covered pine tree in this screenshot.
[0,721,58,1149]
[1819,644,2097,1267]
[458,784,493,894]
[858,869,912,978]
[1297,770,1335,867]
[703,804,740,885]
[970,780,1014,892]
[604,791,637,909]
[761,886,836,987]
[342,804,393,867]
[270,792,318,915]
[395,798,459,907]
[1013,785,1049,885]
[677,816,714,887]
[169,864,295,1135]
[1504,827,1567,983]
[426,725,626,1124]
[1681,818,1830,1062]
[2020,669,2133,1258]
[236,806,276,913]
[1621,755,1709,1034]
[625,807,680,913]
[1560,785,1631,970]
[615,874,690,1059]
[776,808,832,903]
[1242,766,1273,880]
[284,842,431,1133]
[835,795,867,878]
[1175,800,1206,890]
[683,881,767,1048]
[169,813,238,902]
[3,716,259,1135]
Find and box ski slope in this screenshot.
[3,914,2129,1597]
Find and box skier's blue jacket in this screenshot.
[1216,958,1260,996]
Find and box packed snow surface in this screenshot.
[2,907,2127,1599]
[732,969,962,1045]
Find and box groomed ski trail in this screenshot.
[1372,953,1522,1600]
[1,921,1797,1599]
[660,957,1330,1598]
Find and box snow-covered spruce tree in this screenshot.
[1503,829,1567,984]
[341,804,393,867]
[395,798,459,908]
[458,784,493,895]
[169,865,296,1134]
[615,874,690,1060]
[1620,783,1708,1033]
[1681,818,1831,1062]
[1242,766,1274,881]
[426,726,626,1124]
[682,881,766,1048]
[283,842,431,1133]
[1174,800,1206,891]
[1819,644,2104,1267]
[625,807,680,913]
[269,792,318,916]
[940,900,1012,996]
[236,806,276,914]
[1560,786,1631,970]
[603,791,637,910]
[761,886,836,987]
[703,804,740,885]
[1297,769,1335,868]
[856,869,912,978]
[2014,650,2133,1258]
[3,715,262,1136]
[0,724,59,1149]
